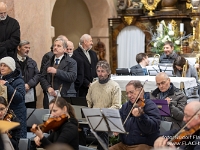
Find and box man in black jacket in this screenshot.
[66,41,84,96]
[130,53,149,76]
[16,40,40,108]
[0,2,20,60]
[73,34,98,97]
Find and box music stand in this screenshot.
[158,64,175,77]
[152,100,170,116]
[82,108,126,150]
[146,66,160,76]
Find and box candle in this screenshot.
[168,23,172,31]
[180,23,184,32]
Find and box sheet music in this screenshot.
[25,88,34,103]
[82,108,126,133]
[146,66,160,76]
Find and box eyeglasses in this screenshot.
[67,49,72,50]
[156,78,169,86]
[0,107,6,112]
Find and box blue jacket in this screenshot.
[119,99,161,146]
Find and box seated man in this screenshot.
[160,41,178,64]
[150,72,187,130]
[110,80,161,150]
[154,101,200,150]
[130,53,149,76]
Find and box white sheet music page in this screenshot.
[82,108,126,133]
[25,88,34,103]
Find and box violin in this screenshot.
[31,114,68,133]
[170,125,200,144]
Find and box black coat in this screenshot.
[16,56,40,102]
[73,47,98,96]
[0,16,20,59]
[71,55,84,92]
[40,53,77,98]
[40,118,79,150]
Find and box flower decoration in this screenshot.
[149,20,191,54]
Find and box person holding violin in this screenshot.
[154,101,200,150]
[0,96,21,150]
[31,97,79,150]
[109,80,161,150]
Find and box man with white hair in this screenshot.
[0,2,20,59]
[73,34,98,97]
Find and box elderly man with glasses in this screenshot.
[150,72,187,130]
[0,2,20,59]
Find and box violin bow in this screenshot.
[123,80,148,125]
[48,84,63,119]
[3,88,17,119]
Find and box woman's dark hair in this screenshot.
[173,56,189,74]
[49,97,76,119]
[0,96,8,107]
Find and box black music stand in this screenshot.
[82,108,126,150]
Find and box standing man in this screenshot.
[110,80,161,150]
[86,60,121,150]
[66,41,84,96]
[0,2,20,59]
[160,41,178,64]
[73,34,98,97]
[16,40,40,108]
[40,38,77,108]
[150,72,187,130]
[130,53,149,75]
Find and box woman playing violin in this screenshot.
[154,101,200,150]
[31,97,79,150]
[0,96,21,150]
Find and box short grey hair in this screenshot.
[18,40,30,47]
[80,34,91,45]
[96,61,111,74]
[54,38,67,49]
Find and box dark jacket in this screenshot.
[159,52,178,64]
[71,55,84,93]
[16,56,40,102]
[2,69,26,138]
[163,129,200,150]
[130,64,146,76]
[40,53,77,98]
[0,16,20,59]
[150,83,187,130]
[73,47,98,96]
[40,50,54,71]
[119,99,161,146]
[40,118,79,150]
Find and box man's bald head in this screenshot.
[0,2,7,10]
[155,72,170,92]
[185,101,200,115]
[156,72,169,80]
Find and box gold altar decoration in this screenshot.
[123,16,135,25]
[186,0,192,9]
[141,0,161,16]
